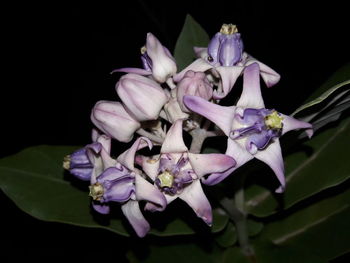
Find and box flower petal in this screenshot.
[146,33,177,83]
[173,58,213,82]
[193,47,208,59]
[202,139,253,185]
[254,139,285,193]
[243,53,280,87]
[92,202,110,214]
[236,62,265,109]
[117,137,152,171]
[281,114,313,138]
[121,200,150,238]
[161,119,188,153]
[111,67,152,76]
[188,153,236,178]
[213,66,244,99]
[135,174,167,211]
[141,155,160,181]
[183,95,235,136]
[179,180,212,225]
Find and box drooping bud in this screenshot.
[207,24,244,67]
[91,100,141,143]
[176,70,213,112]
[63,142,102,181]
[144,33,177,83]
[116,73,168,121]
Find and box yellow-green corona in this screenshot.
[220,24,238,35]
[157,170,174,188]
[63,155,71,170]
[265,111,284,130]
[89,182,104,201]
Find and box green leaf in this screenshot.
[174,14,209,71]
[293,63,350,116]
[0,145,228,237]
[263,187,350,260]
[215,221,237,248]
[0,145,130,236]
[128,237,223,263]
[245,117,350,217]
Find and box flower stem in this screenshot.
[189,128,207,154]
[219,174,256,261]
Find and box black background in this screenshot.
[2,1,349,262]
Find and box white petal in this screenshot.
[117,137,152,171]
[214,66,244,99]
[121,200,150,237]
[179,180,212,225]
[281,114,313,138]
[236,63,265,109]
[254,139,285,193]
[161,119,188,153]
[173,58,213,82]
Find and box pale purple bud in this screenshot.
[207,24,244,67]
[145,33,177,83]
[177,70,213,112]
[91,101,140,143]
[116,73,168,121]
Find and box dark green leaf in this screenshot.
[0,145,228,237]
[293,63,350,115]
[263,188,350,261]
[174,14,209,71]
[215,221,237,248]
[245,117,350,217]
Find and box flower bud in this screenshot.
[145,33,177,83]
[91,100,140,143]
[116,73,168,121]
[177,70,213,112]
[207,24,244,67]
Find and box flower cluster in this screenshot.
[64,24,312,237]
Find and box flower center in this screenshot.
[89,182,104,201]
[220,24,238,35]
[264,110,284,130]
[157,170,174,188]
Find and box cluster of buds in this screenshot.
[64,24,313,237]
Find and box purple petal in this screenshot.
[281,114,313,138]
[213,66,244,99]
[92,201,110,214]
[161,119,188,153]
[183,95,235,136]
[121,200,150,238]
[236,63,265,109]
[111,67,152,76]
[179,180,212,225]
[202,139,253,185]
[254,139,285,193]
[173,58,213,82]
[135,174,167,211]
[188,153,236,178]
[117,137,153,171]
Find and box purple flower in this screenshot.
[91,100,141,143]
[64,130,116,181]
[207,24,244,67]
[115,73,169,121]
[89,137,167,237]
[184,63,313,193]
[174,24,280,99]
[176,70,213,113]
[112,33,177,84]
[141,120,236,225]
